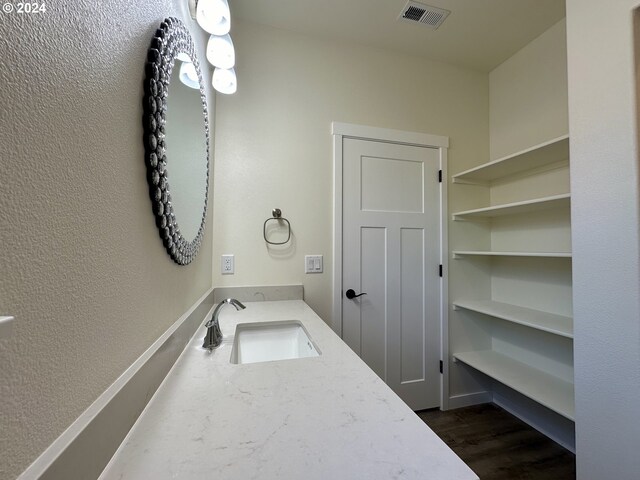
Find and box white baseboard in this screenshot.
[446,391,493,410]
[18,288,215,480]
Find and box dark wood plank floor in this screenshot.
[417,404,575,480]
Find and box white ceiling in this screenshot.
[229,0,566,72]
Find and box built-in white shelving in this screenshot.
[454,350,575,421]
[451,132,574,435]
[453,251,571,259]
[452,194,570,220]
[453,299,573,338]
[452,135,569,185]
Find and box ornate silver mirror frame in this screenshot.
[143,17,210,265]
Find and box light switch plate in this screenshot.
[221,254,234,275]
[305,255,323,274]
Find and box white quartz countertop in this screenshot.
[100,300,478,480]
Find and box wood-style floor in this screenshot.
[417,404,575,480]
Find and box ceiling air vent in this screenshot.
[398,1,450,30]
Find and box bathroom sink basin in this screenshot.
[230,320,320,365]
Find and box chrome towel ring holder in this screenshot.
[263,208,291,245]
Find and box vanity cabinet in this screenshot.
[450,135,574,421]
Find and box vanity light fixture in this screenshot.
[206,33,235,69]
[212,67,237,95]
[179,61,201,89]
[189,0,238,95]
[193,0,231,35]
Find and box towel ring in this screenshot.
[263,208,291,245]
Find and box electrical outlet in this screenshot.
[305,255,323,274]
[221,254,234,274]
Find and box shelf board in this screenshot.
[453,299,573,338]
[454,350,575,420]
[452,194,570,220]
[453,251,572,259]
[452,135,569,185]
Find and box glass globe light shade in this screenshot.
[196,0,231,35]
[206,33,235,69]
[212,67,237,94]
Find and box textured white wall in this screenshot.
[567,1,640,477]
[212,20,489,325]
[0,2,214,478]
[489,19,569,159]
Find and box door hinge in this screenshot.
[438,169,442,183]
[439,264,443,277]
[439,360,443,374]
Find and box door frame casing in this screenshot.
[331,121,450,409]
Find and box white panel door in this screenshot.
[342,138,441,410]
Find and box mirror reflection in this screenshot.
[164,54,208,242]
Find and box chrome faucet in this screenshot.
[203,298,246,350]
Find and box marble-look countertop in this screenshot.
[100,300,478,480]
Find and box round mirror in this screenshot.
[165,56,208,242]
[143,18,210,265]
